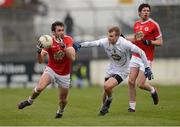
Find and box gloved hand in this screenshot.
[36,41,43,54]
[144,67,154,80]
[73,42,81,52]
[142,40,152,46]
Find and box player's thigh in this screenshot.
[37,73,52,90]
[129,67,139,82]
[136,70,146,86]
[104,77,119,89]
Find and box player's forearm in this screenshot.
[37,54,44,64]
[37,50,47,64]
[151,37,163,46]
[81,41,99,48]
[65,47,76,61]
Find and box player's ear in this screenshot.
[52,31,55,35]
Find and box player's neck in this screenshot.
[141,18,150,23]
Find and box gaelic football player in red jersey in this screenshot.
[127,3,163,112]
[18,21,76,118]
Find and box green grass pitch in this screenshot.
[0,85,180,126]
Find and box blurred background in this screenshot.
[0,0,180,88]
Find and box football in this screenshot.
[38,35,52,48]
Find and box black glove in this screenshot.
[144,67,154,80]
[142,40,152,46]
[73,42,81,52]
[36,41,43,54]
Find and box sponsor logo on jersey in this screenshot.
[53,50,65,61]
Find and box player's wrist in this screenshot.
[37,50,41,54]
[36,45,42,54]
[142,40,152,46]
[73,42,81,52]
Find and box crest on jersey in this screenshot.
[111,54,121,61]
[144,27,149,31]
[53,50,65,61]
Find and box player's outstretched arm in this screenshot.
[73,39,104,52]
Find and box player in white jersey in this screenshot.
[73,26,153,116]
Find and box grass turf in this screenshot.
[0,85,180,126]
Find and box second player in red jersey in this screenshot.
[127,3,163,112]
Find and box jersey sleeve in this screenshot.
[81,38,107,48]
[121,38,149,68]
[154,23,162,39]
[131,44,149,68]
[65,37,73,48]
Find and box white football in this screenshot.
[38,35,52,48]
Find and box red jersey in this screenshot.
[133,18,162,61]
[45,35,73,75]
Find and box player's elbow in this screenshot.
[37,58,44,64]
[156,37,163,46]
[36,54,44,64]
[71,56,76,61]
[159,39,163,46]
[65,47,76,61]
[68,54,76,61]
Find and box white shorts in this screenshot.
[105,64,129,80]
[44,66,70,88]
[129,56,152,72]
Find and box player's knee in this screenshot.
[138,84,145,89]
[104,84,111,93]
[138,82,145,89]
[128,78,136,87]
[138,85,143,89]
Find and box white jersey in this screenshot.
[81,36,149,80]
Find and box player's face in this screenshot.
[54,26,64,38]
[108,31,118,45]
[139,7,150,21]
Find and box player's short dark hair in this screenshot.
[51,21,64,32]
[108,26,121,37]
[138,3,151,12]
